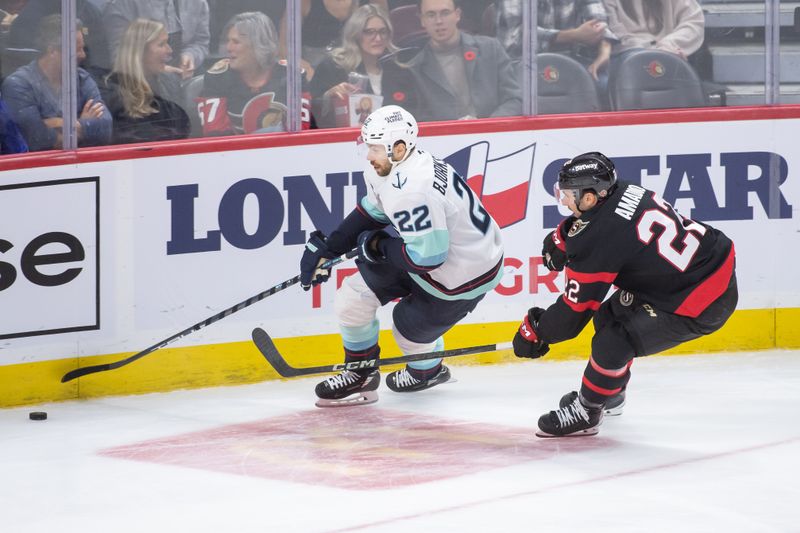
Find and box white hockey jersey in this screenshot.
[360,148,504,300]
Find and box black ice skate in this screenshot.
[537,393,603,438]
[560,390,626,416]
[386,365,451,393]
[315,369,380,407]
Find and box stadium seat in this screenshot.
[536,53,602,114]
[1,47,38,81]
[610,49,706,111]
[389,5,428,49]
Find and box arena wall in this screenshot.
[1,107,798,407]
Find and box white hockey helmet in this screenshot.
[360,105,418,161]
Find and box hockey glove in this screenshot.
[513,307,550,359]
[300,230,337,291]
[357,229,390,264]
[541,217,573,272]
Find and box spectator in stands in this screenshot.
[197,12,312,136]
[603,0,704,75]
[496,0,616,88]
[7,0,111,75]
[103,0,210,80]
[1,15,111,151]
[410,0,521,121]
[100,18,190,144]
[0,93,28,154]
[278,0,389,79]
[309,4,419,128]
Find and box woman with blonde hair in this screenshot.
[308,4,419,128]
[100,18,190,144]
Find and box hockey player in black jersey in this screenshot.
[514,152,738,437]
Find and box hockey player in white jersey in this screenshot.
[299,105,504,407]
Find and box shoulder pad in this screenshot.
[207,59,230,74]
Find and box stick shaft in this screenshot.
[61,252,356,383]
[252,327,512,377]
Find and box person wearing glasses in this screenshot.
[278,0,389,81]
[308,4,419,128]
[409,0,521,122]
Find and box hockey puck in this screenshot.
[29,411,47,421]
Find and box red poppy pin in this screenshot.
[464,51,476,61]
[393,91,406,102]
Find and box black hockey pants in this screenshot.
[580,273,739,405]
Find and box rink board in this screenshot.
[1,107,799,407]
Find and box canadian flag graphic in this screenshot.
[445,142,536,228]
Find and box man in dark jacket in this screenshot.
[409,0,521,121]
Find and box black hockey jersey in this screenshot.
[539,180,736,344]
[197,59,311,136]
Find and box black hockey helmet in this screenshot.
[557,152,617,198]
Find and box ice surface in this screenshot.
[1,350,798,532]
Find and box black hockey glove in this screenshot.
[513,307,550,359]
[300,230,337,291]
[541,217,573,272]
[357,229,390,264]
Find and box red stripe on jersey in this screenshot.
[565,268,618,284]
[674,244,736,318]
[562,296,602,312]
[401,245,438,271]
[589,357,632,377]
[553,219,567,252]
[582,376,623,396]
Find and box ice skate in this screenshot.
[560,389,626,416]
[537,392,603,438]
[386,364,452,392]
[315,369,380,407]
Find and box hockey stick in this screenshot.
[252,327,513,378]
[61,251,358,383]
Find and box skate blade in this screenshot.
[604,401,625,416]
[387,377,458,393]
[315,390,378,408]
[535,427,599,438]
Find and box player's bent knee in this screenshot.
[592,324,636,368]
[392,323,441,356]
[335,274,381,327]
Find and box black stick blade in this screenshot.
[252,327,297,377]
[61,363,112,383]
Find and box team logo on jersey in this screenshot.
[646,61,665,78]
[242,93,286,134]
[542,65,559,83]
[392,171,407,189]
[619,291,634,306]
[568,219,590,237]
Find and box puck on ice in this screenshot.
[29,411,47,421]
